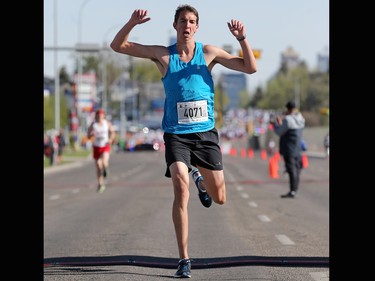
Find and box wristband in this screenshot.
[237,35,246,41]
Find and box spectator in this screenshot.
[56,128,66,164]
[324,133,329,157]
[272,101,305,198]
[45,130,59,166]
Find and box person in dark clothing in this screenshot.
[56,128,66,164]
[323,133,329,157]
[272,101,305,198]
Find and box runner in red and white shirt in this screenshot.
[87,108,116,193]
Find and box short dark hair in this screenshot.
[174,5,199,24]
[285,101,296,110]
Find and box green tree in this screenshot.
[214,84,229,128]
[59,66,71,84]
[238,89,251,109]
[44,94,69,131]
[132,60,162,82]
[304,71,329,111]
[83,55,100,74]
[44,96,55,130]
[260,63,311,110]
[73,54,101,78]
[249,86,264,108]
[253,60,329,126]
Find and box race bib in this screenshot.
[177,100,208,124]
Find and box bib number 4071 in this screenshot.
[184,107,203,118]
[177,100,208,124]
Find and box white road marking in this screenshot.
[309,271,329,281]
[240,193,249,198]
[275,234,295,245]
[258,214,271,222]
[49,194,60,200]
[122,165,144,178]
[248,201,258,207]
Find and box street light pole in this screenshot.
[120,73,127,148]
[78,0,92,44]
[101,44,107,113]
[77,0,92,102]
[101,24,121,116]
[76,0,92,142]
[54,0,60,131]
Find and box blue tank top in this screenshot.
[161,42,215,134]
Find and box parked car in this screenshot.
[122,126,164,152]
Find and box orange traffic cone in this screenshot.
[240,148,246,158]
[301,153,309,168]
[230,147,237,156]
[269,156,279,178]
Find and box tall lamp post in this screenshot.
[76,0,92,142]
[53,0,60,131]
[78,0,92,45]
[101,24,121,115]
[77,0,92,105]
[101,45,108,114]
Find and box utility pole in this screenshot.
[120,72,127,149]
[53,0,60,131]
[101,45,108,114]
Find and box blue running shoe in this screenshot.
[191,168,212,208]
[174,258,191,278]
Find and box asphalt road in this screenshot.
[44,146,329,281]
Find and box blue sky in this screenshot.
[44,0,329,92]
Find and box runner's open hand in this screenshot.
[227,19,246,38]
[130,9,151,25]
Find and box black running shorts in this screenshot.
[163,128,223,178]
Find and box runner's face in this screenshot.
[174,11,198,39]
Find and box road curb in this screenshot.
[44,156,92,175]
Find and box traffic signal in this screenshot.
[253,49,261,59]
[239,49,261,59]
[320,107,329,116]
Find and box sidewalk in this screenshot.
[44,155,92,175]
